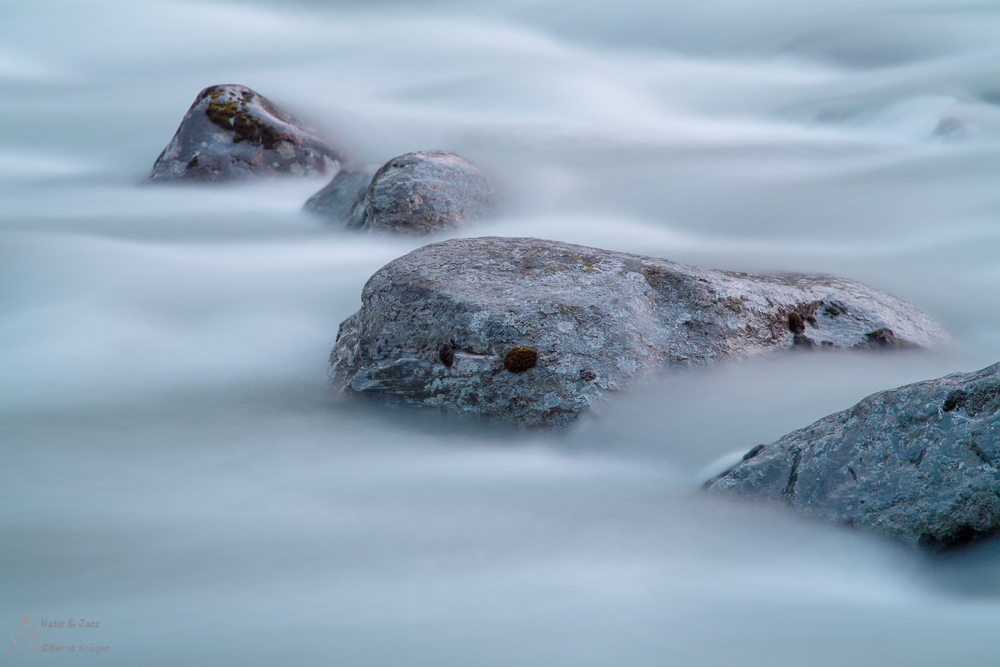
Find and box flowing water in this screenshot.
[3,0,1000,664]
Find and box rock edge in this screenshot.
[706,362,1000,551]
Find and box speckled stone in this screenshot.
[347,151,493,235]
[329,237,946,429]
[707,362,1000,551]
[148,84,343,183]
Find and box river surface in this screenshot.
[3,0,1000,664]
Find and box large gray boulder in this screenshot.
[148,84,343,182]
[346,151,493,234]
[328,237,946,428]
[706,363,1000,551]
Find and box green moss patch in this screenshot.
[204,88,282,150]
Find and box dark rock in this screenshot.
[852,327,910,349]
[347,151,493,235]
[706,362,1000,551]
[503,347,538,374]
[788,311,806,334]
[438,344,455,368]
[148,84,343,183]
[943,389,967,412]
[302,167,374,225]
[792,333,816,348]
[328,237,946,428]
[824,302,845,318]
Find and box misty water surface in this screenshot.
[3,0,1000,665]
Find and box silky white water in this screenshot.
[3,0,1000,664]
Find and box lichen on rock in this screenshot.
[344,151,494,235]
[328,237,947,428]
[147,84,344,183]
[503,347,538,373]
[706,362,1000,551]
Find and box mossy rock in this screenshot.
[148,84,345,183]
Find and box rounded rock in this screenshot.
[328,237,947,429]
[353,151,493,235]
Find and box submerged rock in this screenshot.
[328,237,946,428]
[148,84,343,183]
[706,363,1000,551]
[302,168,374,225]
[347,151,493,235]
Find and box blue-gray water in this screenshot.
[3,0,1000,664]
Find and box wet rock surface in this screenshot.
[148,84,343,182]
[328,237,946,428]
[347,151,493,234]
[706,362,1000,551]
[302,167,374,225]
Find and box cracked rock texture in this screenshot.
[706,362,1000,551]
[329,237,946,428]
[148,84,342,182]
[346,151,493,234]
